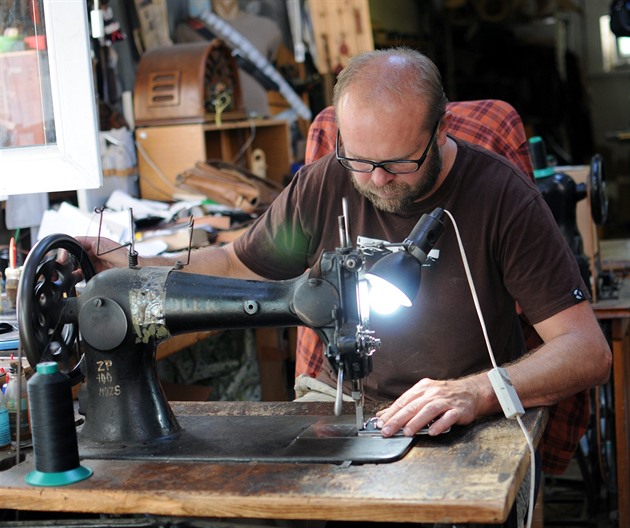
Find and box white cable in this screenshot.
[517,414,537,528]
[444,209,497,369]
[444,209,535,528]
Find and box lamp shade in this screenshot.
[365,207,445,315]
[366,251,422,313]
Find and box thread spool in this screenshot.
[25,362,92,486]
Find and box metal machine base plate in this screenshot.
[78,414,416,465]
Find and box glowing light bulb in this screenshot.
[367,275,412,315]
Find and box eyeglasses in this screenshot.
[335,120,440,174]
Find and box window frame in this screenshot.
[0,0,102,198]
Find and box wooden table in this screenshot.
[593,277,630,528]
[1,402,546,525]
[600,239,630,273]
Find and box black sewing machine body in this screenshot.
[76,261,367,445]
[18,235,377,448]
[18,210,444,461]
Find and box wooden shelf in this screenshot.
[136,119,292,201]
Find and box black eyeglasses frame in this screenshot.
[335,120,440,175]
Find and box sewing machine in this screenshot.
[17,207,445,463]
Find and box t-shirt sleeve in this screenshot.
[499,193,590,325]
[233,159,334,280]
[234,155,348,280]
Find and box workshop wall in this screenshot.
[584,0,630,237]
[366,0,630,238]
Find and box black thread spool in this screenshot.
[25,361,92,486]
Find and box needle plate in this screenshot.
[78,414,416,465]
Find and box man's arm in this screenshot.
[375,301,612,437]
[76,236,265,280]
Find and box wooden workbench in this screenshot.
[1,401,546,525]
[592,275,630,528]
[600,238,630,273]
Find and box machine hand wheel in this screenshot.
[18,234,96,385]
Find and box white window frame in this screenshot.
[0,0,102,198]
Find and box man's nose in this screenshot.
[371,167,396,186]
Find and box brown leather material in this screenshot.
[134,40,245,126]
[176,160,283,214]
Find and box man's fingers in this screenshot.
[374,396,407,423]
[426,408,459,436]
[381,400,446,437]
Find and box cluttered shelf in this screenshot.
[135,118,293,203]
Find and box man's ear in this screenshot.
[437,111,453,145]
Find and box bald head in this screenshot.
[333,48,447,130]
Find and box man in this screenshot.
[80,47,611,442]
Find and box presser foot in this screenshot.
[357,416,434,437]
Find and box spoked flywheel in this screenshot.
[18,234,96,385]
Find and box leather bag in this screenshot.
[176,160,283,214]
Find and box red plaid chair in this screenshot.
[296,100,589,475]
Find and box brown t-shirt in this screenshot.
[234,137,588,400]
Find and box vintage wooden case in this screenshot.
[134,40,246,126]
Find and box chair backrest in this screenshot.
[304,100,534,180]
[296,100,588,476]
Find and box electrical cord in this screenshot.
[135,140,179,201]
[444,209,536,528]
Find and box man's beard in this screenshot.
[352,146,442,214]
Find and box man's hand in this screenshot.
[374,375,490,437]
[75,236,129,273]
